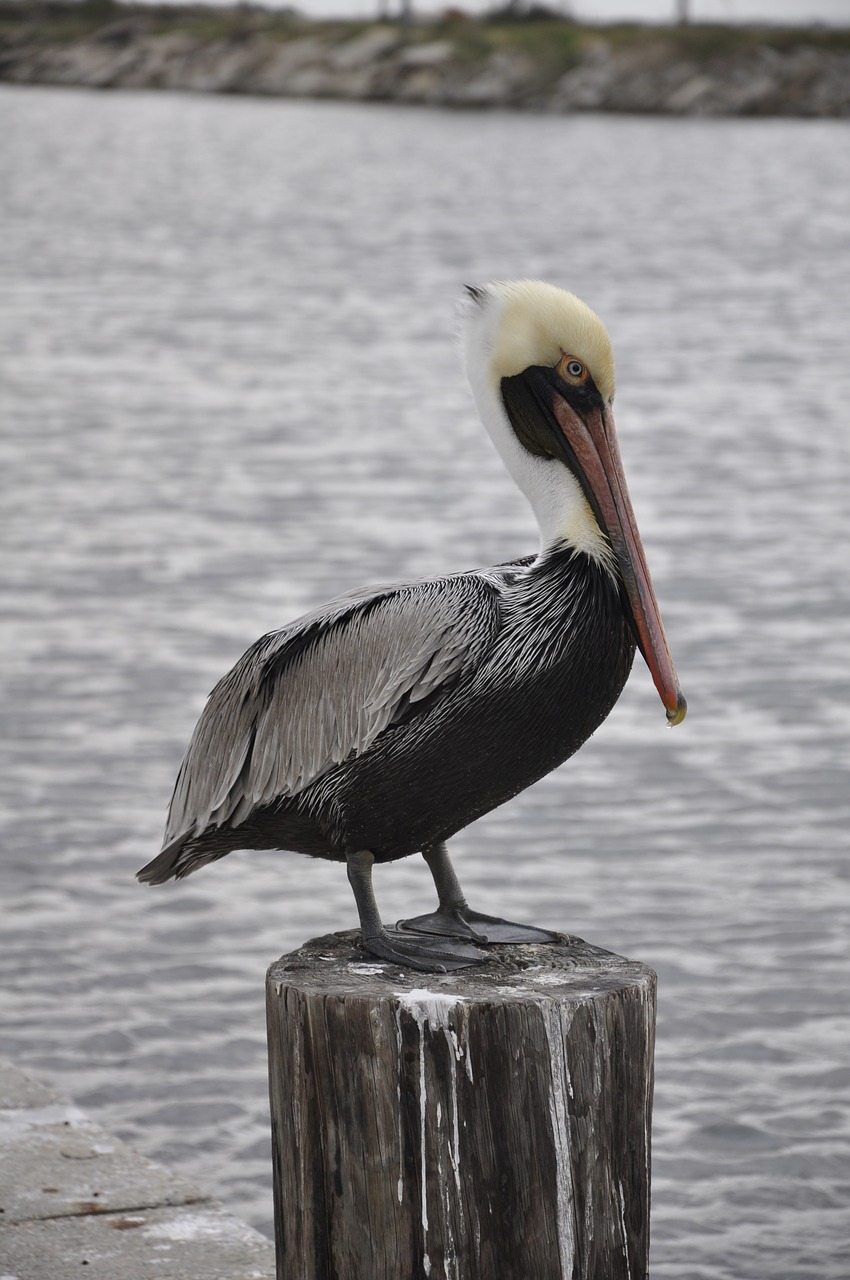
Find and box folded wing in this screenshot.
[161,573,501,852]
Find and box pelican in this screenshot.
[138,280,686,971]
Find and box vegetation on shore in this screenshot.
[2,0,848,115]
[4,0,850,59]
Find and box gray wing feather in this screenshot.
[163,574,499,849]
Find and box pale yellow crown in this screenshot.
[489,280,615,404]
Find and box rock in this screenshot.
[90,17,153,48]
[809,52,850,116]
[328,27,399,72]
[554,63,611,111]
[399,40,453,69]
[129,33,198,91]
[247,37,329,95]
[453,51,536,107]
[172,38,271,94]
[395,66,443,103]
[665,73,717,113]
[329,68,384,100]
[281,65,339,97]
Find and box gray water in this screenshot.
[1,85,849,1278]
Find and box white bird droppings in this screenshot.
[396,989,465,1029]
[540,1001,577,1280]
[618,1179,633,1280]
[395,989,469,1264]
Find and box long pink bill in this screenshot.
[552,396,687,726]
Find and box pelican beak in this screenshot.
[551,395,687,726]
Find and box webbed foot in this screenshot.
[458,910,560,945]
[397,906,559,946]
[395,907,488,943]
[361,926,488,973]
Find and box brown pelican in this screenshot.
[139,280,686,971]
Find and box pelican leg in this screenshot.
[397,842,560,946]
[345,849,487,973]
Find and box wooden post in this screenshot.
[266,931,655,1280]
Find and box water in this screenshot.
[1,85,848,1278]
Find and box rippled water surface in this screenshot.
[1,86,849,1277]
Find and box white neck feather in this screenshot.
[462,294,614,569]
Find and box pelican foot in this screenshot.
[461,911,560,945]
[361,926,489,973]
[396,907,489,943]
[398,907,559,946]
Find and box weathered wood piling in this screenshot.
[266,931,656,1280]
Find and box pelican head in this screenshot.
[462,279,686,726]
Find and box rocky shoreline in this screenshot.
[2,4,849,117]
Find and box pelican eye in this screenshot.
[556,353,587,382]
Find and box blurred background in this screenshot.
[1,2,849,1277]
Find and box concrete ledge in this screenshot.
[0,1059,274,1280]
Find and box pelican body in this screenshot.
[139,281,685,971]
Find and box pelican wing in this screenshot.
[162,573,500,848]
